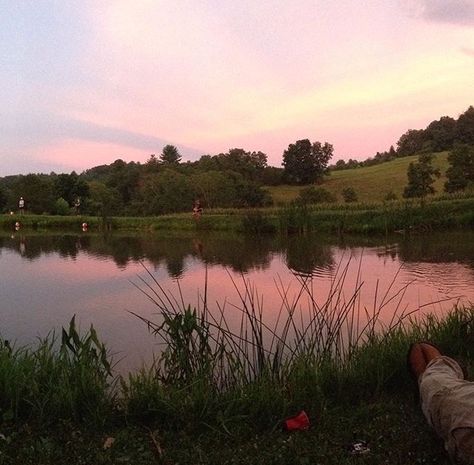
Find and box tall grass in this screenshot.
[0,317,114,425]
[124,261,472,429]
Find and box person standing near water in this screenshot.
[192,199,203,219]
[74,197,81,215]
[18,197,25,215]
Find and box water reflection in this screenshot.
[2,231,474,278]
[1,230,474,374]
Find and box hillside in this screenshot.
[267,151,450,204]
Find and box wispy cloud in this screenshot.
[414,0,474,25]
[1,114,201,158]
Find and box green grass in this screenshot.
[267,151,451,204]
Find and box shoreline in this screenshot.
[1,197,473,235]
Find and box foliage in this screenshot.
[141,169,195,215]
[297,186,336,204]
[190,170,237,209]
[403,153,440,198]
[342,186,358,202]
[241,209,276,234]
[282,139,333,185]
[444,144,474,193]
[396,129,426,157]
[87,181,122,217]
[455,105,474,144]
[331,106,473,171]
[160,144,182,165]
[53,172,89,206]
[0,316,113,424]
[384,190,398,201]
[54,197,70,216]
[0,184,7,212]
[8,174,54,214]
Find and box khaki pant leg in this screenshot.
[451,428,474,464]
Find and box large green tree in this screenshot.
[396,129,426,157]
[160,145,182,165]
[53,172,89,205]
[10,174,54,214]
[403,154,440,198]
[425,116,456,152]
[444,145,474,193]
[455,106,474,145]
[282,139,333,185]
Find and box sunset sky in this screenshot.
[1,0,473,175]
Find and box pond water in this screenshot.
[1,230,473,373]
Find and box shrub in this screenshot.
[54,197,70,216]
[342,187,358,203]
[297,186,336,204]
[384,190,398,201]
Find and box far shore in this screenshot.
[2,196,474,235]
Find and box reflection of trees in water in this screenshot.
[395,232,474,270]
[3,231,473,278]
[1,234,92,260]
[282,235,335,277]
[0,233,277,276]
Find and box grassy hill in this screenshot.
[267,151,450,204]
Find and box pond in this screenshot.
[1,230,473,373]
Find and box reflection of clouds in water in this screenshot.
[400,262,474,301]
[2,232,474,373]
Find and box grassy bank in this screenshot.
[2,195,474,235]
[268,151,451,204]
[0,271,472,463]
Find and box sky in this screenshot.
[1,0,473,175]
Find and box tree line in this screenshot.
[332,106,474,170]
[0,133,337,215]
[0,106,472,215]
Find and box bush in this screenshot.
[297,186,336,204]
[54,197,70,216]
[342,187,358,203]
[384,190,398,201]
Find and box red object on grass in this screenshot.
[284,410,310,431]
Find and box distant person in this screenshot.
[74,197,81,215]
[192,200,203,219]
[18,197,25,215]
[408,342,474,464]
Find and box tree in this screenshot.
[140,169,194,215]
[444,145,474,193]
[455,106,474,145]
[190,171,235,208]
[145,154,160,173]
[396,129,426,157]
[0,184,8,212]
[282,139,333,184]
[11,174,54,214]
[160,145,182,165]
[54,197,70,216]
[53,172,89,206]
[403,154,440,198]
[425,116,456,152]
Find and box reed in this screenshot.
[0,317,114,425]
[125,261,472,429]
